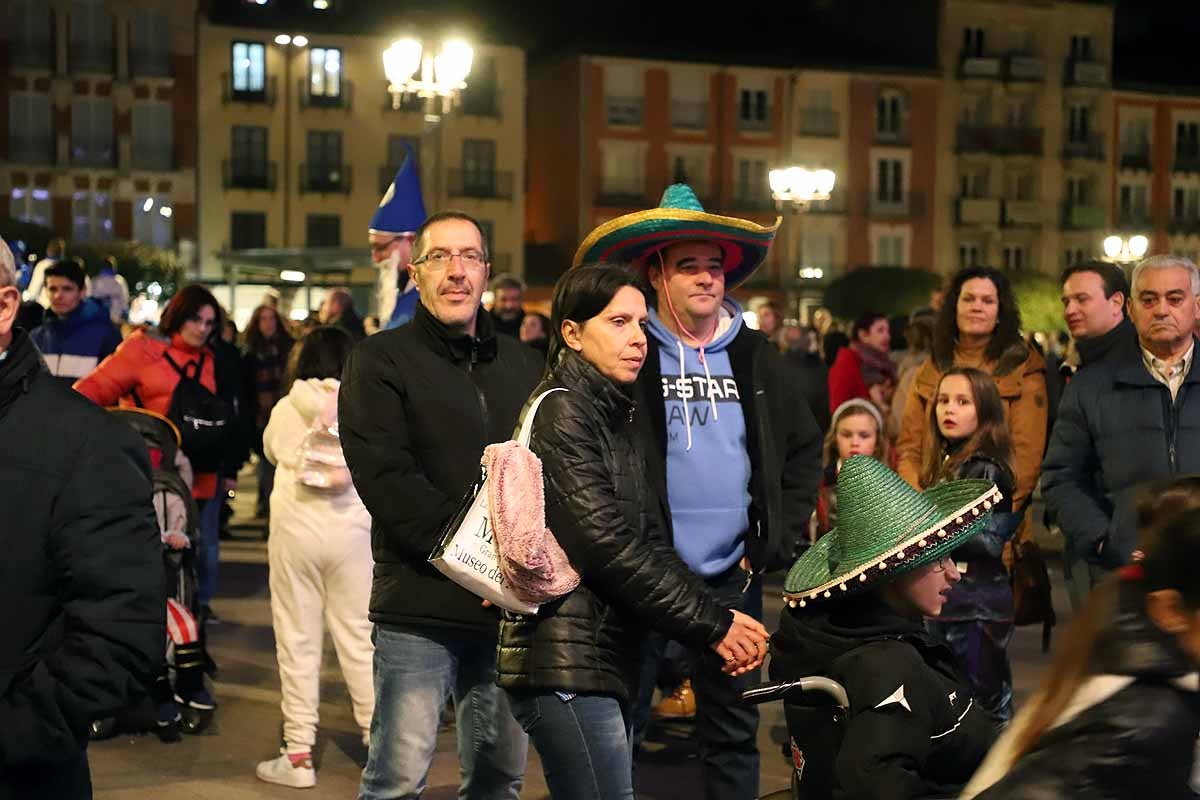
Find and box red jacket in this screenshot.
[75,330,219,499]
[827,346,870,413]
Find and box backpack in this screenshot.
[161,351,231,473]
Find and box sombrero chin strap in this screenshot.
[657,250,720,451]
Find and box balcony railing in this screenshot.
[70,45,114,75]
[222,73,278,106]
[1169,217,1200,236]
[874,125,910,146]
[671,101,708,130]
[130,49,171,79]
[1063,133,1105,161]
[222,160,278,191]
[605,96,643,126]
[447,169,514,200]
[956,197,1001,226]
[70,142,116,168]
[1174,153,1200,174]
[1003,200,1043,227]
[131,147,174,171]
[1061,203,1105,230]
[299,163,352,194]
[1116,209,1153,229]
[798,108,839,137]
[1121,149,1152,171]
[865,191,927,217]
[1005,54,1045,81]
[460,88,502,118]
[7,137,55,165]
[596,178,648,207]
[738,115,773,133]
[996,126,1044,156]
[956,124,994,153]
[299,78,353,110]
[959,54,1002,79]
[1066,59,1109,87]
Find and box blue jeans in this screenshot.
[196,494,221,606]
[508,692,634,800]
[359,626,527,800]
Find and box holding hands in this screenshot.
[712,609,770,676]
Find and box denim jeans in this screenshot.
[632,566,762,800]
[508,692,634,800]
[196,494,221,606]
[358,626,527,800]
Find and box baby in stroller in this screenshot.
[91,409,217,742]
[766,457,997,800]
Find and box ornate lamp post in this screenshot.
[1102,234,1149,265]
[383,37,473,120]
[769,166,837,320]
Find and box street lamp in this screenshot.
[1102,234,1149,264]
[769,166,836,211]
[383,36,473,118]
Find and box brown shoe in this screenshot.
[654,680,696,719]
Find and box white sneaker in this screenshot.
[256,749,316,789]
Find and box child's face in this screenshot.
[935,374,979,441]
[836,413,879,462]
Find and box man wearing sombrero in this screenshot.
[770,455,1000,798]
[574,184,822,799]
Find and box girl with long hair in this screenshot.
[919,367,1019,722]
[815,400,890,540]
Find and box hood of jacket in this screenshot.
[43,297,110,334]
[647,296,744,355]
[287,377,340,427]
[773,592,928,676]
[0,328,46,419]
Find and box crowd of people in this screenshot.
[4,170,1200,800]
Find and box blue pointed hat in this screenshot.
[369,143,426,235]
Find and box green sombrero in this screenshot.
[784,456,1002,608]
[572,184,780,289]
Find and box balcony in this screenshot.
[460,88,502,118]
[1116,209,1153,229]
[1120,149,1152,171]
[1063,133,1105,161]
[956,197,1002,226]
[7,137,55,165]
[804,195,846,215]
[70,45,114,75]
[130,49,171,79]
[670,101,708,130]
[730,192,775,212]
[605,96,643,126]
[798,107,839,137]
[956,124,996,153]
[874,125,910,146]
[1003,200,1043,227]
[70,142,116,168]
[131,147,174,171]
[447,169,515,200]
[865,191,927,218]
[995,126,1044,156]
[222,160,278,191]
[959,54,1002,79]
[596,178,647,207]
[1061,203,1105,230]
[222,73,278,106]
[738,115,773,133]
[299,163,352,194]
[299,78,354,110]
[1065,59,1109,87]
[1169,217,1200,236]
[1005,54,1045,82]
[11,41,54,70]
[1174,153,1200,174]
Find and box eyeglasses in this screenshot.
[370,234,414,256]
[412,248,487,269]
[930,556,954,573]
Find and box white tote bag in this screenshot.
[427,388,565,614]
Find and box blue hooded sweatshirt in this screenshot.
[30,297,123,385]
[647,297,752,577]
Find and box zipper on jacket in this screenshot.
[1169,384,1185,472]
[467,340,492,439]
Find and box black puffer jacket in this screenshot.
[0,329,163,799]
[968,584,1200,799]
[497,351,732,701]
[339,302,543,634]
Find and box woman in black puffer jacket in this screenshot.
[497,264,769,800]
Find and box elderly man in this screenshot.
[0,236,162,798]
[1043,255,1200,591]
[573,184,822,800]
[370,142,426,330]
[340,211,542,800]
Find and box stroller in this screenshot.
[90,408,217,742]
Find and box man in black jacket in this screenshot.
[339,212,541,800]
[1044,255,1200,595]
[572,185,822,800]
[0,237,163,799]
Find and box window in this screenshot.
[72,191,112,242]
[231,212,267,249]
[462,139,497,195]
[306,131,343,189]
[231,41,266,95]
[1064,248,1087,267]
[134,195,173,248]
[70,97,114,166]
[670,70,707,129]
[8,93,53,163]
[1069,34,1093,61]
[605,64,642,126]
[10,1,52,69]
[231,126,269,188]
[131,101,173,170]
[1177,122,1200,159]
[738,89,770,130]
[130,10,169,77]
[1121,118,1152,157]
[306,215,341,247]
[959,167,988,198]
[1119,183,1149,221]
[876,90,904,137]
[962,27,985,56]
[876,158,904,204]
[736,159,768,206]
[1066,176,1092,205]
[670,153,707,195]
[959,243,981,269]
[461,56,499,116]
[874,234,905,266]
[1067,105,1091,143]
[1010,27,1034,55]
[1173,187,1200,222]
[1005,170,1034,201]
[802,234,835,270]
[70,0,114,73]
[1002,244,1026,270]
[1006,98,1033,128]
[601,146,645,199]
[9,187,52,227]
[959,94,987,125]
[308,47,341,100]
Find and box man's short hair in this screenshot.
[1060,260,1129,300]
[46,237,65,258]
[412,211,490,263]
[328,288,353,309]
[0,237,16,289]
[45,260,86,290]
[490,273,524,293]
[1131,255,1200,296]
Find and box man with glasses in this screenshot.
[340,211,542,800]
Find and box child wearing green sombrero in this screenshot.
[770,455,1001,799]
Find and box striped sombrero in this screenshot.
[572,184,780,289]
[784,456,1001,608]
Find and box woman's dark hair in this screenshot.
[919,367,1013,488]
[851,311,887,344]
[160,284,223,337]
[523,312,550,339]
[245,303,294,354]
[931,266,1023,371]
[287,325,355,388]
[823,330,850,367]
[548,262,646,366]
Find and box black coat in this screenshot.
[497,352,732,701]
[771,594,997,800]
[635,326,822,573]
[940,455,1018,623]
[1042,336,1200,566]
[786,349,831,432]
[970,585,1200,799]
[0,329,163,799]
[338,302,543,634]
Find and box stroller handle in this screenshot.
[740,676,849,709]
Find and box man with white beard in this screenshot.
[369,143,427,330]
